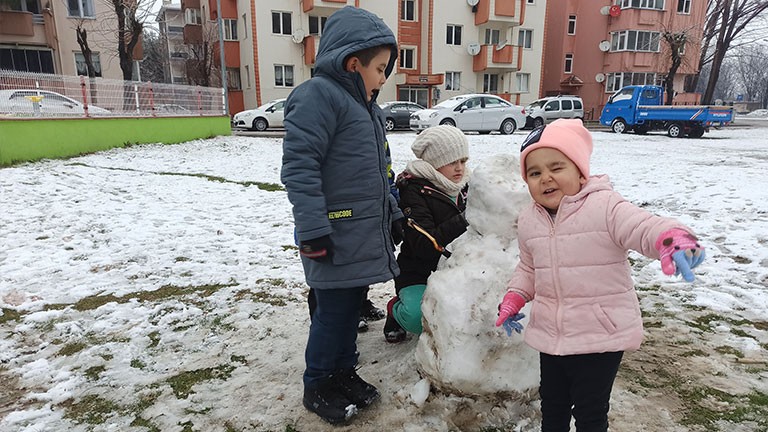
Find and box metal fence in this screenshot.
[0,69,226,118]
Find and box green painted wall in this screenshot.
[0,116,231,166]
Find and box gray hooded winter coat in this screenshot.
[281,6,401,289]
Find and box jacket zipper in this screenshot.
[538,204,564,354]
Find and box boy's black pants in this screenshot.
[539,351,623,432]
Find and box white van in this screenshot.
[525,95,584,128]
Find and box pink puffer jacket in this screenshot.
[507,175,686,356]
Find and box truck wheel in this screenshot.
[667,123,684,138]
[689,126,705,138]
[611,119,627,134]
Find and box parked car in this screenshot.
[524,95,584,128]
[409,94,526,135]
[232,98,286,131]
[379,101,425,131]
[0,89,110,116]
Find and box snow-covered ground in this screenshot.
[1,126,767,432]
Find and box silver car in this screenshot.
[232,98,286,131]
[0,89,110,116]
[410,94,526,135]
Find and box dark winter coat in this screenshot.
[394,175,469,291]
[280,6,401,289]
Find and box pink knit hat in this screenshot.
[519,118,593,180]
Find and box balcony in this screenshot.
[302,0,348,13]
[183,24,202,44]
[474,0,521,26]
[0,10,34,36]
[473,44,520,72]
[181,0,200,10]
[303,35,317,65]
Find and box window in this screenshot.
[567,15,576,35]
[446,25,462,46]
[8,0,41,13]
[445,71,461,91]
[483,74,499,93]
[244,65,251,88]
[677,0,691,13]
[483,96,508,108]
[272,11,292,35]
[309,15,328,36]
[518,29,533,49]
[561,99,573,110]
[516,73,530,93]
[68,0,94,18]
[227,68,241,90]
[485,29,500,45]
[564,54,573,73]
[223,19,238,41]
[401,0,416,21]
[527,0,535,3]
[684,74,696,92]
[185,8,201,25]
[610,30,660,52]
[74,52,101,77]
[398,87,428,107]
[242,13,248,38]
[399,47,415,69]
[168,26,183,34]
[606,72,657,92]
[274,64,294,87]
[1,48,54,73]
[620,0,665,10]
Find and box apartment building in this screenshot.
[0,0,136,80]
[156,2,188,85]
[541,0,706,119]
[173,0,545,113]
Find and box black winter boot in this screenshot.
[383,297,407,343]
[332,368,380,409]
[360,299,385,321]
[303,377,358,424]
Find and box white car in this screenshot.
[409,94,526,135]
[0,89,110,116]
[232,98,286,131]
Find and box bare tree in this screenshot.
[661,29,693,104]
[184,21,221,88]
[698,0,768,104]
[139,30,166,83]
[732,44,768,107]
[107,0,145,81]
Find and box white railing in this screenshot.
[0,69,226,119]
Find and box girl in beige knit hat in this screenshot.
[384,125,471,343]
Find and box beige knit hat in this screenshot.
[411,125,469,169]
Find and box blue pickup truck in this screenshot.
[599,85,734,138]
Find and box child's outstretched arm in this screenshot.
[655,228,706,282]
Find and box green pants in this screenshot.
[392,284,427,334]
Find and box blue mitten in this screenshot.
[502,313,525,336]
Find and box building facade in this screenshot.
[0,0,136,80]
[156,2,189,85]
[541,0,706,119]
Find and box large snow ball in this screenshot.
[415,154,540,396]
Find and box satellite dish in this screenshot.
[595,73,606,83]
[467,43,481,56]
[291,29,306,44]
[600,6,610,15]
[467,0,479,6]
[609,5,621,17]
[598,40,610,52]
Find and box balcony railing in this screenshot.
[0,11,34,36]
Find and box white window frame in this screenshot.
[446,25,462,46]
[445,71,461,91]
[68,0,94,18]
[223,19,238,41]
[485,29,500,45]
[516,73,530,93]
[274,64,294,87]
[185,8,202,25]
[272,11,292,35]
[74,52,101,77]
[401,0,416,21]
[518,29,533,49]
[610,30,661,52]
[399,47,416,70]
[677,0,691,14]
[309,15,328,36]
[564,54,573,74]
[606,72,658,92]
[567,15,576,35]
[620,0,665,10]
[483,73,499,93]
[227,67,241,90]
[527,0,535,4]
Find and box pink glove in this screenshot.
[495,291,527,327]
[655,228,705,282]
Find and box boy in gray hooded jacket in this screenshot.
[280,6,401,425]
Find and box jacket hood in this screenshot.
[315,7,398,97]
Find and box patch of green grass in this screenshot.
[679,388,768,428]
[130,417,160,432]
[282,245,298,251]
[636,284,661,292]
[57,342,87,356]
[644,320,663,328]
[130,359,146,369]
[680,349,707,357]
[166,364,236,399]
[714,345,744,358]
[174,256,191,262]
[84,365,106,381]
[230,354,247,364]
[0,308,22,324]
[62,394,120,425]
[731,328,754,339]
[65,282,239,312]
[147,331,161,348]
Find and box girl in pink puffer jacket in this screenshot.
[494,119,705,432]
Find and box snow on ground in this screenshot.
[1,125,767,432]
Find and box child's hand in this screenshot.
[655,228,705,282]
[299,235,334,262]
[502,313,525,336]
[495,291,526,327]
